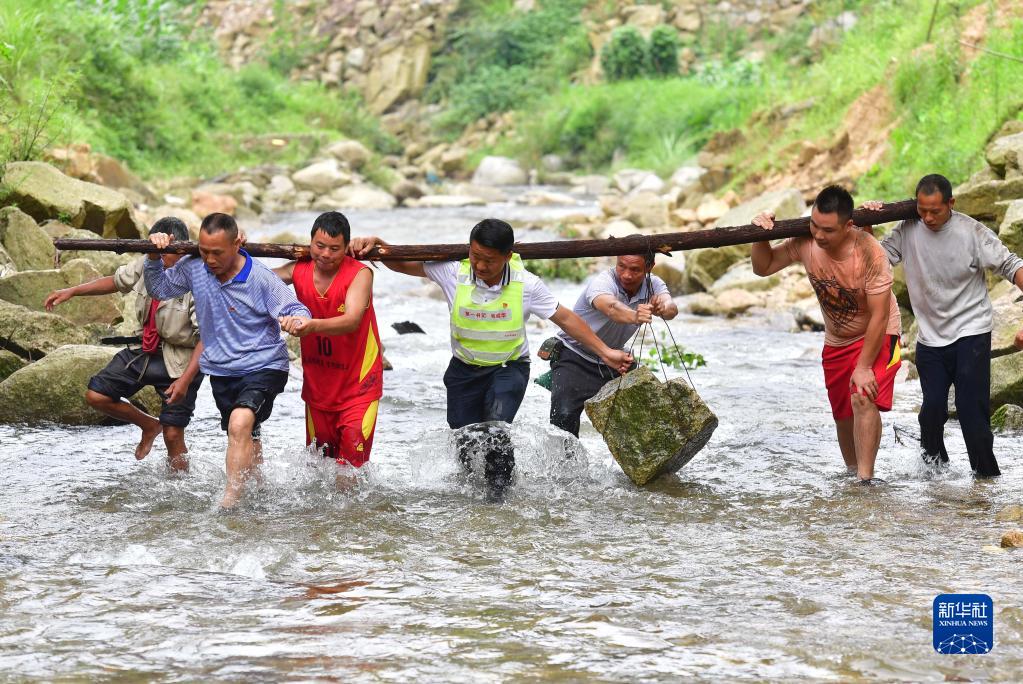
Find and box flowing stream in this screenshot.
[1,198,1022,681]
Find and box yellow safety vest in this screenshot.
[450,254,526,366]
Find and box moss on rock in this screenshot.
[585,365,717,485]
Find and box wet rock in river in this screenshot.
[991,404,1023,432]
[585,365,717,486]
[0,344,161,425]
[999,530,1023,549]
[995,504,1023,523]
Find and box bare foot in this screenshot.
[168,452,189,473]
[335,471,358,492]
[220,480,244,509]
[135,421,162,460]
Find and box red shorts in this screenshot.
[822,335,901,421]
[305,399,379,467]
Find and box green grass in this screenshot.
[0,0,398,179]
[498,0,1022,201]
[505,76,756,175]
[425,0,592,134]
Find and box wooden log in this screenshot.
[53,199,919,261]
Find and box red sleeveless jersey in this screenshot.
[293,257,383,410]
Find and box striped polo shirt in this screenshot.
[144,250,311,377]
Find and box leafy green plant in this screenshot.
[600,25,648,81]
[641,332,706,372]
[648,25,680,77]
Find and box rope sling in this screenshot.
[598,260,705,436]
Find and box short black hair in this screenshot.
[149,216,189,242]
[311,211,351,242]
[915,174,953,202]
[812,185,854,224]
[469,218,515,253]
[199,212,238,240]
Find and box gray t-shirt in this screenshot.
[558,269,669,363]
[881,211,1023,346]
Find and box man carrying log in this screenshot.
[862,174,1023,477]
[145,212,312,509]
[349,219,633,500]
[273,211,384,476]
[752,186,902,485]
[44,217,204,471]
[549,253,678,438]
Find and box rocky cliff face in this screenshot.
[198,0,824,116]
[199,0,458,114]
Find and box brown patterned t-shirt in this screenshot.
[783,230,901,347]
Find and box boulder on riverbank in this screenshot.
[682,189,805,292]
[1,162,144,238]
[0,300,96,359]
[0,259,122,326]
[992,404,1023,432]
[0,349,25,382]
[0,206,55,272]
[585,365,718,486]
[471,156,527,186]
[0,344,161,425]
[44,223,135,275]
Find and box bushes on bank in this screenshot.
[0,0,395,178]
[600,24,682,82]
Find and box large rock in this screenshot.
[364,39,432,114]
[44,224,135,275]
[585,365,717,486]
[986,132,1023,176]
[715,288,759,316]
[683,246,748,292]
[0,259,122,326]
[685,189,807,292]
[613,169,661,194]
[292,159,352,194]
[623,192,670,229]
[191,190,237,218]
[471,156,527,186]
[711,188,806,229]
[955,177,1023,222]
[998,199,1023,256]
[0,349,25,382]
[991,351,1023,409]
[709,261,781,295]
[992,404,1023,432]
[651,251,687,295]
[326,139,371,169]
[327,184,397,210]
[0,206,54,271]
[1,161,143,238]
[0,299,96,359]
[0,345,161,425]
[991,280,1023,357]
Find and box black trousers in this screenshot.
[549,345,621,437]
[442,357,530,492]
[916,332,1000,476]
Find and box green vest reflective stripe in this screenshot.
[451,254,526,366]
